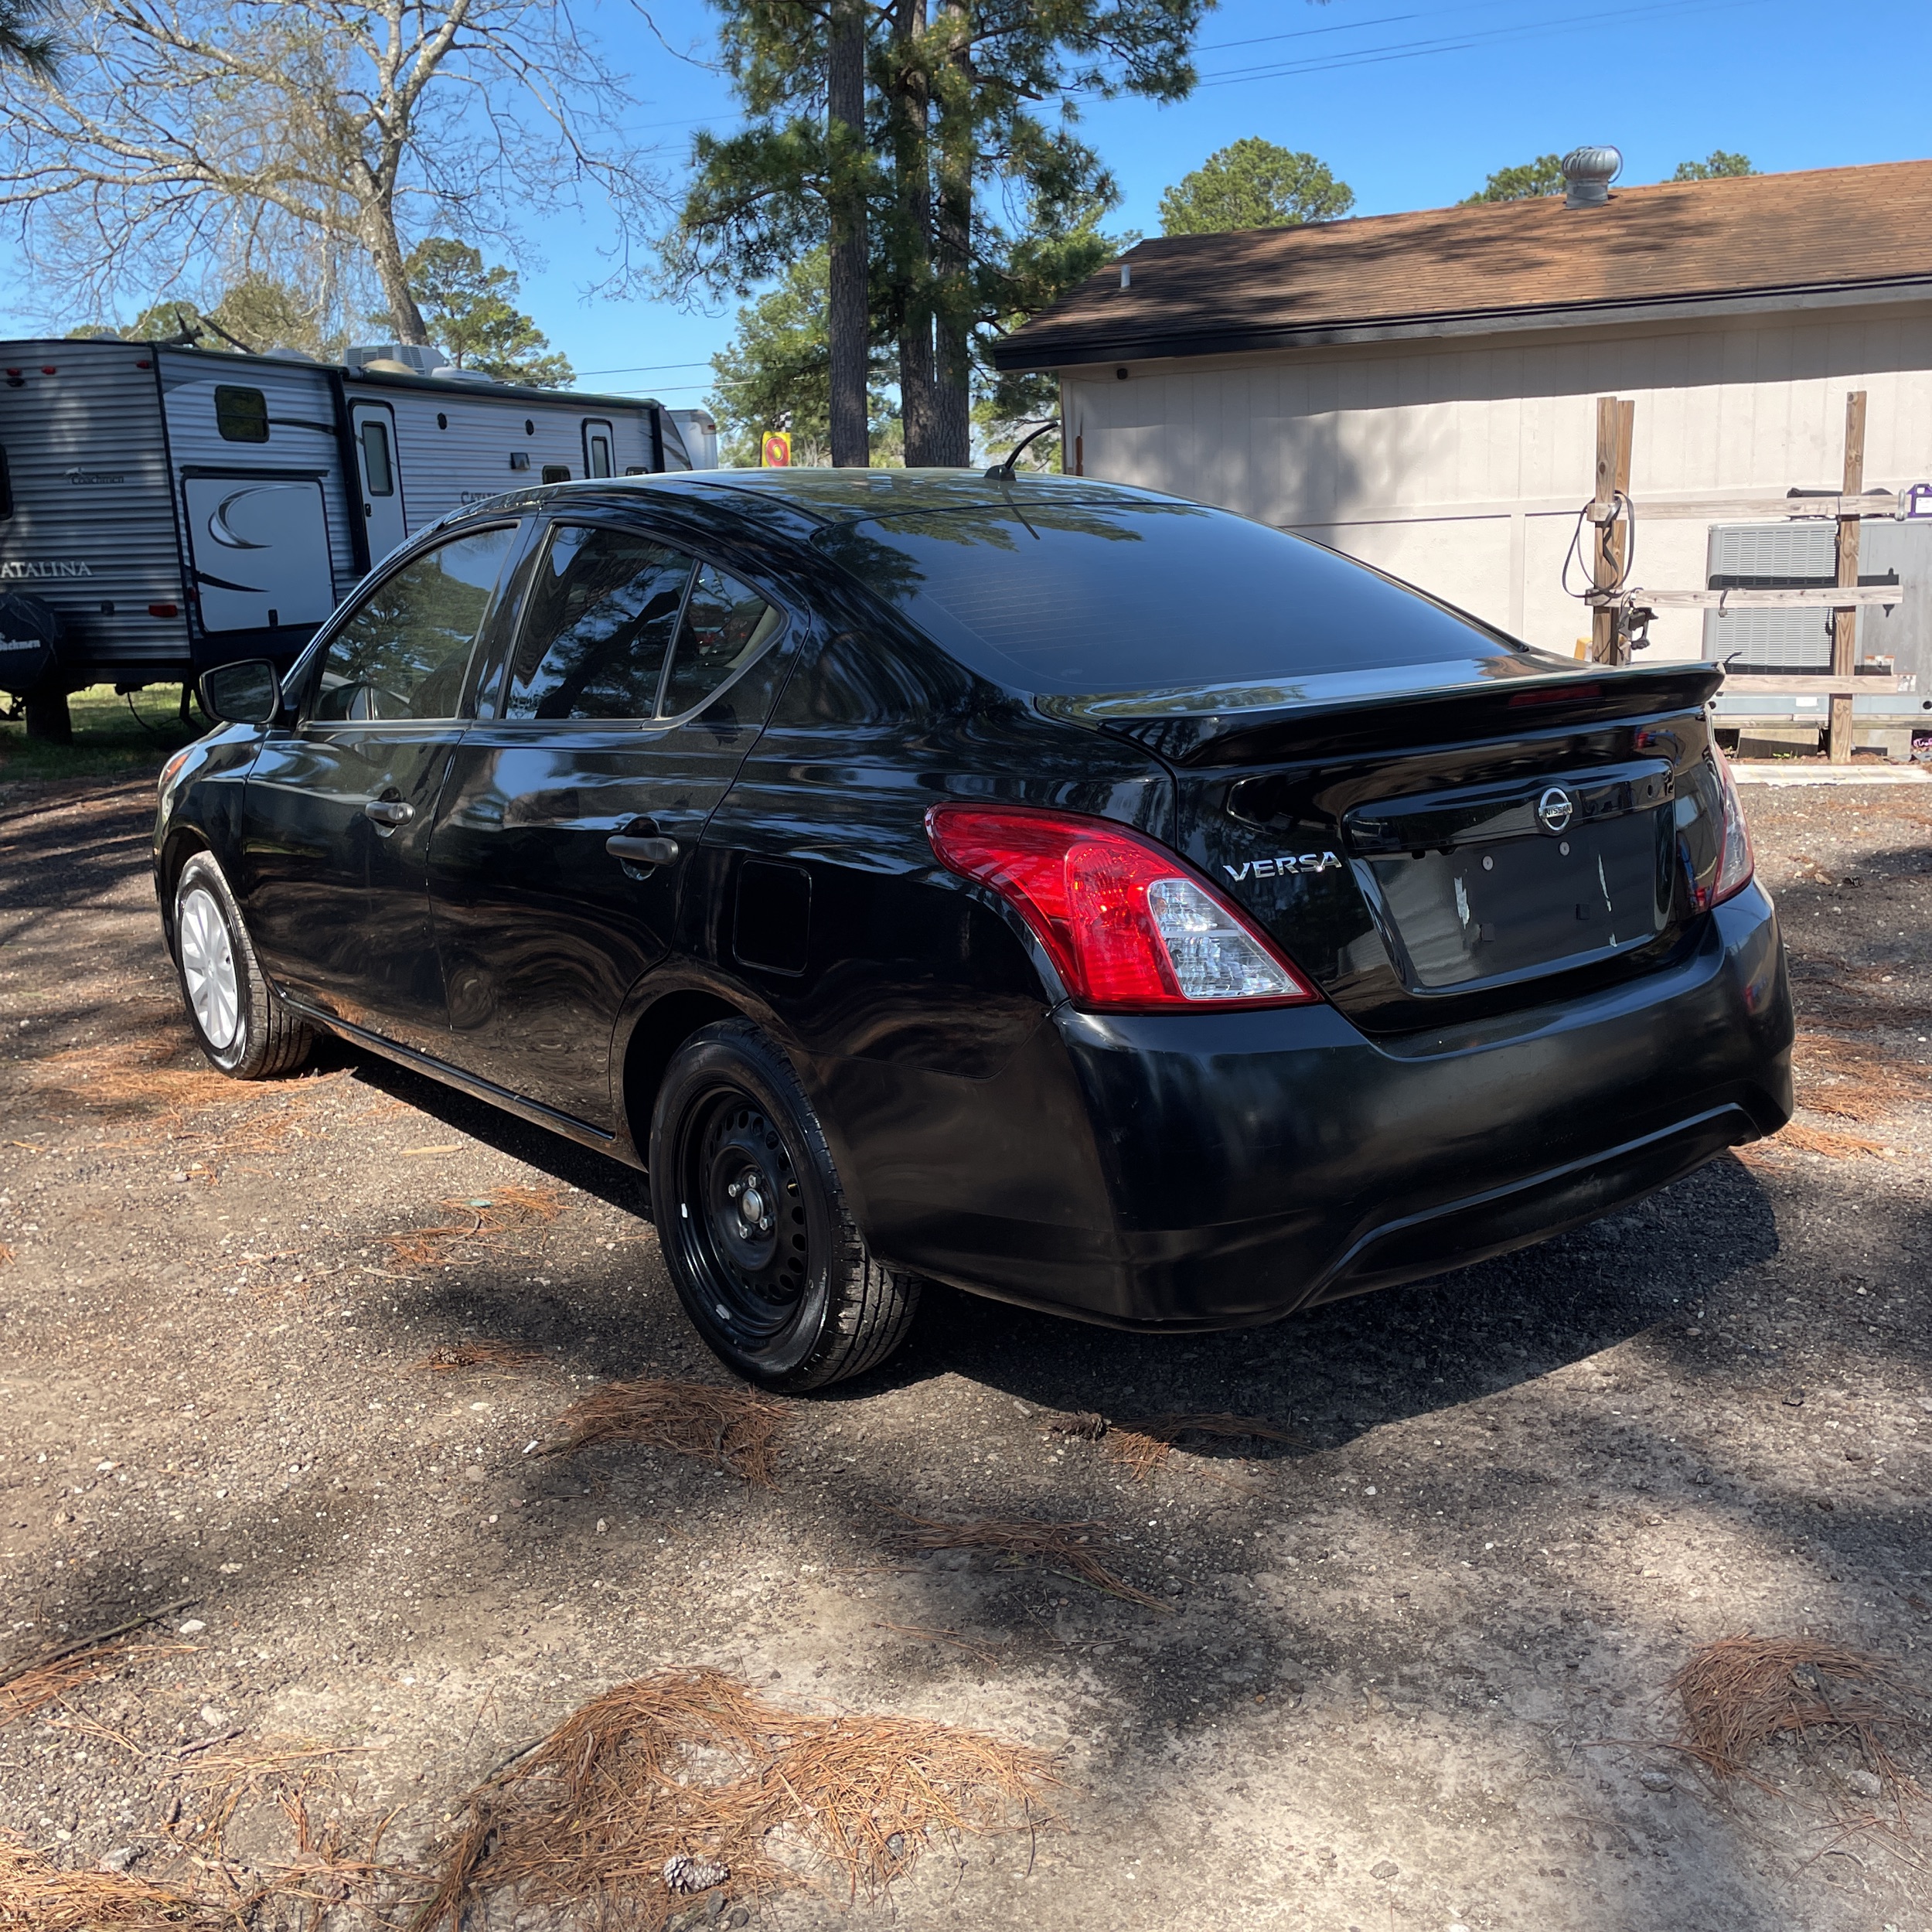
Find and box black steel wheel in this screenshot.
[649,1019,920,1390]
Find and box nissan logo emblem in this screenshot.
[1536,786,1576,835]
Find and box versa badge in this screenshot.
[1225,850,1343,883]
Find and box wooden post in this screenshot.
[1590,397,1634,664]
[1610,398,1634,663]
[1828,390,1867,764]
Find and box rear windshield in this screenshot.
[816,499,1516,696]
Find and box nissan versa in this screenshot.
[154,470,1794,1389]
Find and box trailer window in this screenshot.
[588,432,612,478]
[359,418,395,496]
[215,386,270,443]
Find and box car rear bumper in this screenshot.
[831,882,1792,1329]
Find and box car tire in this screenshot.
[172,852,315,1080]
[649,1019,921,1391]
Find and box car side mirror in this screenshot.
[198,659,283,726]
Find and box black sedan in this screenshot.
[155,470,1794,1389]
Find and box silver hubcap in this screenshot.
[179,885,241,1051]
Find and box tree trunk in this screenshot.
[889,0,939,466]
[365,194,429,345]
[929,1,973,467]
[826,0,869,468]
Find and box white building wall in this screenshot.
[1061,305,1932,661]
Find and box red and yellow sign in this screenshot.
[761,431,792,468]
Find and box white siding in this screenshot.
[1065,305,1932,659]
[376,387,659,533]
[159,351,363,602]
[0,342,186,673]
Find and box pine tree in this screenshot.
[1461,155,1566,205]
[707,247,898,465]
[400,239,573,387]
[1671,151,1754,182]
[668,0,1208,469]
[1158,139,1352,235]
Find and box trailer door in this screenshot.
[182,474,334,633]
[349,399,407,562]
[581,418,615,479]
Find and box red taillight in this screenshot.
[925,803,1318,1011]
[1711,752,1755,905]
[148,602,179,618]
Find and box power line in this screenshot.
[574,359,719,377]
[1191,0,1777,86]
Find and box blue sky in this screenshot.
[532,0,1931,407]
[13,0,1928,396]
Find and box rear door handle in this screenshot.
[606,833,680,867]
[363,798,414,826]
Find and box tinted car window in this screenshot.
[662,564,782,717]
[313,526,516,721]
[816,499,1515,696]
[504,525,693,721]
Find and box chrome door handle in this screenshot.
[364,798,414,826]
[606,833,680,867]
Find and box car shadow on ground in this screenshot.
[879,1150,1784,1449]
[339,1012,1784,1453]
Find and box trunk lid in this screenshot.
[1072,662,1733,1034]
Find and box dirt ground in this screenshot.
[2,758,1930,1932]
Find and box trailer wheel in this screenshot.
[172,854,315,1079]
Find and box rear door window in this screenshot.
[503,524,693,721]
[661,564,783,717]
[312,525,517,721]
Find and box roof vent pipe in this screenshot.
[1561,145,1622,208]
[1119,262,1131,289]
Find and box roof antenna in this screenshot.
[984,417,1061,482]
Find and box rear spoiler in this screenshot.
[1040,662,1725,768]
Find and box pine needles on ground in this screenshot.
[1794,1031,1927,1124]
[893,1510,1167,1611]
[541,1377,786,1485]
[383,1185,565,1270]
[0,1834,222,1932]
[1106,1412,1302,1482]
[404,1340,541,1375]
[1671,1634,1930,1829]
[415,1668,1061,1932]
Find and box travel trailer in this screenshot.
[0,338,717,731]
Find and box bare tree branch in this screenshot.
[0,0,668,338]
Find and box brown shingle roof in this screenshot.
[990,161,1932,372]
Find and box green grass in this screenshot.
[0,683,203,785]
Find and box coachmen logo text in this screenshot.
[0,560,93,580]
[1225,851,1344,882]
[64,469,127,486]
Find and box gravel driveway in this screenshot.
[2,762,1928,1931]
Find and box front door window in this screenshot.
[315,526,518,722]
